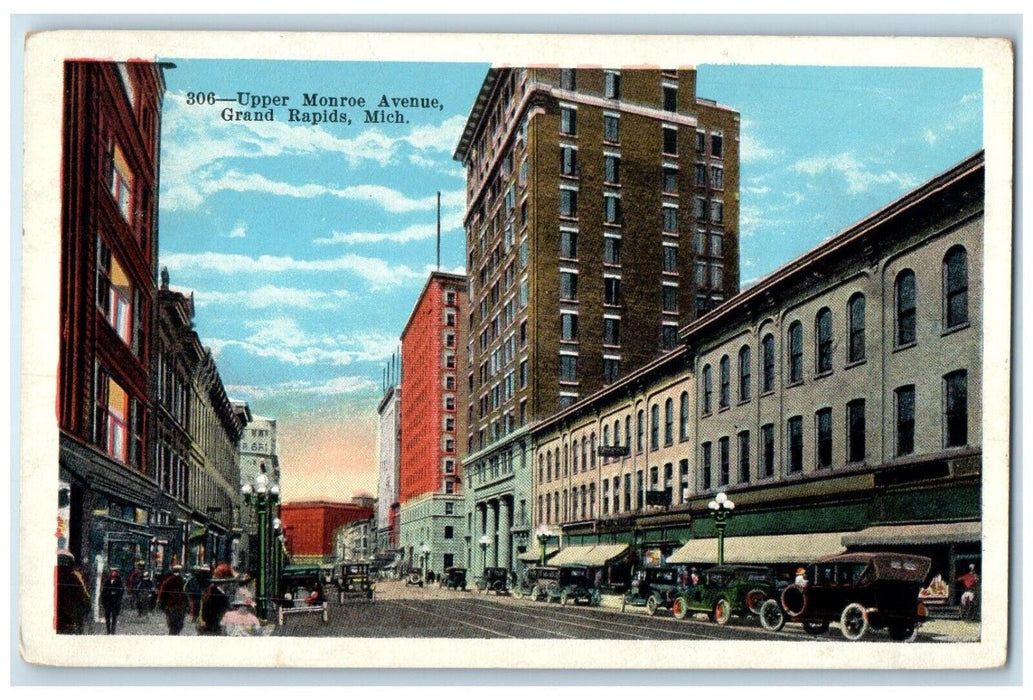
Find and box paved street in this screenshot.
[274,579,980,643]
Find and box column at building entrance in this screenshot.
[489,500,499,568]
[499,497,512,573]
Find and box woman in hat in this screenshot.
[221,596,261,636]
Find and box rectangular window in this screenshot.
[636,471,644,510]
[816,408,833,469]
[560,230,578,259]
[110,144,133,220]
[520,359,528,388]
[711,133,724,158]
[560,106,577,135]
[710,233,723,257]
[679,459,689,502]
[662,285,678,312]
[604,318,620,345]
[663,166,678,193]
[604,154,620,184]
[738,431,750,483]
[604,195,622,224]
[711,166,724,190]
[559,271,578,300]
[560,68,576,90]
[604,237,622,265]
[560,146,578,176]
[663,245,678,272]
[663,206,678,233]
[96,239,134,347]
[662,325,679,349]
[693,197,706,221]
[944,370,968,447]
[560,312,578,341]
[761,424,775,478]
[663,85,677,111]
[663,127,678,155]
[847,399,866,463]
[718,436,730,486]
[896,385,915,457]
[787,416,803,473]
[560,189,578,217]
[603,358,619,383]
[604,114,619,142]
[444,526,454,539]
[695,130,706,154]
[559,354,578,381]
[604,71,621,99]
[701,442,712,490]
[710,200,724,225]
[604,277,621,305]
[694,163,707,188]
[602,479,610,515]
[624,474,632,511]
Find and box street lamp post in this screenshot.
[534,524,552,566]
[241,464,280,620]
[707,492,736,565]
[420,543,431,581]
[478,534,491,576]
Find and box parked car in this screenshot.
[758,552,931,641]
[336,561,375,603]
[541,565,601,606]
[671,565,777,625]
[476,566,511,594]
[439,567,468,591]
[522,565,560,602]
[622,567,684,615]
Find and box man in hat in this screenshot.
[126,559,146,616]
[198,574,231,635]
[100,566,124,634]
[794,567,809,587]
[221,596,262,636]
[157,565,189,635]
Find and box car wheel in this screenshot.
[560,590,569,606]
[744,589,768,615]
[713,598,732,626]
[840,603,869,641]
[672,596,690,621]
[646,595,660,616]
[493,581,505,594]
[531,585,541,601]
[513,588,523,600]
[803,620,830,636]
[889,624,919,642]
[759,599,785,631]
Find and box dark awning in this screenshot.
[517,546,559,562]
[667,532,849,565]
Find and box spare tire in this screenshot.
[781,584,808,617]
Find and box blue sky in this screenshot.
[155,60,982,502]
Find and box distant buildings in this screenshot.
[280,499,375,566]
[375,381,401,557]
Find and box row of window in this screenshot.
[557,186,724,227]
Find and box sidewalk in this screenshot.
[84,610,276,636]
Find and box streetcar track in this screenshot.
[389,599,516,638]
[454,597,654,640]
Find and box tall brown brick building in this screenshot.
[453,67,740,456]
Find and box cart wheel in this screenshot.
[672,596,689,620]
[646,595,660,616]
[840,603,869,641]
[713,598,732,625]
[759,599,785,631]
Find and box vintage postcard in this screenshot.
[19,30,1013,670]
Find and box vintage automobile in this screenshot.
[521,565,560,601]
[622,567,684,615]
[439,567,468,591]
[543,565,601,606]
[476,566,511,595]
[336,561,375,604]
[670,565,776,625]
[758,552,932,641]
[277,564,329,625]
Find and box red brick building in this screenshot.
[399,272,468,503]
[280,501,374,564]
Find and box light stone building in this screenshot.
[398,493,466,577]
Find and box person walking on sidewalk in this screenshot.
[198,578,231,635]
[185,568,206,622]
[126,560,146,617]
[100,567,124,634]
[55,550,90,635]
[157,565,189,635]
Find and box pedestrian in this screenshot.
[957,564,980,620]
[221,597,262,637]
[125,560,145,615]
[199,578,231,635]
[136,571,156,616]
[100,566,124,634]
[185,567,206,622]
[235,573,255,608]
[690,567,700,586]
[157,565,189,635]
[794,567,809,587]
[55,550,90,634]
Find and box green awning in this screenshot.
[667,532,850,565]
[517,546,559,562]
[188,526,208,541]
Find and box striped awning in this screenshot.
[667,532,850,565]
[549,544,629,567]
[841,521,981,547]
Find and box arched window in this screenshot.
[788,321,803,384]
[636,409,645,451]
[664,398,674,445]
[679,391,690,441]
[702,365,713,413]
[625,416,632,451]
[761,333,775,393]
[539,454,544,484]
[571,438,579,471]
[895,270,917,346]
[944,246,968,329]
[556,448,562,476]
[815,308,833,373]
[719,355,730,408]
[602,425,610,463]
[738,345,752,401]
[546,451,552,481]
[650,403,660,450]
[848,293,866,363]
[590,433,597,468]
[614,419,621,447]
[581,440,587,472]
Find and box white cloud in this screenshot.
[225,375,379,400]
[792,152,917,195]
[160,91,469,211]
[784,191,806,205]
[924,129,938,145]
[209,321,399,368]
[743,185,771,196]
[191,284,353,310]
[740,133,777,163]
[160,250,426,289]
[228,221,247,238]
[315,223,443,245]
